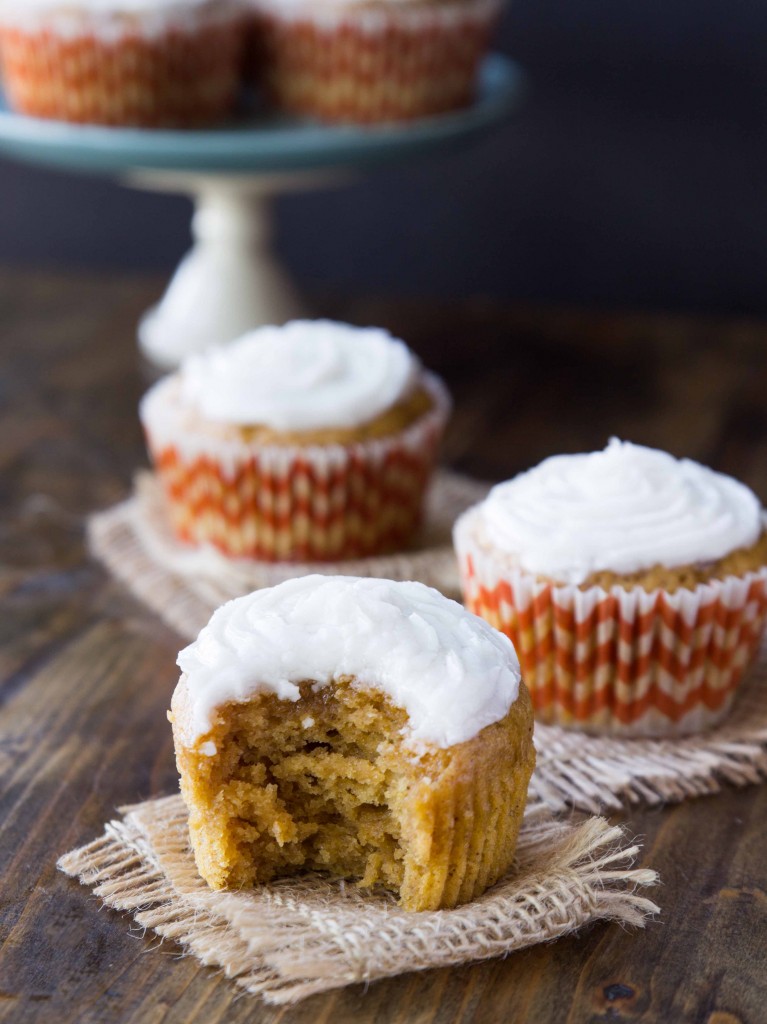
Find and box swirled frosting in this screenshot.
[478,439,763,584]
[180,320,419,431]
[0,0,238,37]
[0,0,239,40]
[176,575,521,749]
[0,0,219,12]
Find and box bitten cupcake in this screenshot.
[0,0,245,127]
[140,320,451,562]
[248,0,501,124]
[454,439,767,737]
[170,575,535,911]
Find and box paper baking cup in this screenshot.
[454,510,767,737]
[249,0,502,123]
[141,374,451,562]
[0,4,244,126]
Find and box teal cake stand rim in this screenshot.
[0,54,525,176]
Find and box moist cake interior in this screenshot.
[175,671,537,910]
[185,678,415,893]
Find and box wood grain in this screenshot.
[1,272,766,1023]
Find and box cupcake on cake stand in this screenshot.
[0,55,523,368]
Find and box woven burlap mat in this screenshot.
[58,794,658,1005]
[88,470,487,637]
[530,665,767,813]
[88,472,767,817]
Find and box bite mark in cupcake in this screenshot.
[170,575,535,911]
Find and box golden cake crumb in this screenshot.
[581,529,767,592]
[172,676,535,912]
[235,385,434,446]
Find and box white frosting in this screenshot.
[0,0,235,38]
[478,438,763,585]
[176,575,521,749]
[252,0,436,12]
[2,0,216,11]
[251,0,500,19]
[179,320,419,432]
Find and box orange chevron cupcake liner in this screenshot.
[249,0,501,123]
[455,512,767,737]
[0,10,244,126]
[143,376,450,562]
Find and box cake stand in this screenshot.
[0,55,524,367]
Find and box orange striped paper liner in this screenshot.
[0,11,245,127]
[454,509,767,737]
[248,0,501,123]
[141,374,451,563]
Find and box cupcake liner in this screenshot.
[141,373,451,562]
[249,0,502,123]
[0,3,244,126]
[454,509,767,737]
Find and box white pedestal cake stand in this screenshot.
[0,55,524,368]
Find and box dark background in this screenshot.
[1,0,766,314]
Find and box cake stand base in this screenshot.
[133,173,323,368]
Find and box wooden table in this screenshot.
[1,272,766,1024]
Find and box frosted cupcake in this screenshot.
[140,320,451,562]
[248,0,501,124]
[0,0,245,127]
[170,575,535,911]
[454,439,767,737]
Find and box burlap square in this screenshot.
[88,472,767,817]
[58,795,658,1005]
[88,470,484,637]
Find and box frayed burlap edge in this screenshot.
[58,794,658,1005]
[531,652,767,814]
[87,472,767,818]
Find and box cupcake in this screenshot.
[170,575,535,911]
[140,320,451,562]
[454,439,767,737]
[0,0,245,127]
[248,0,501,124]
